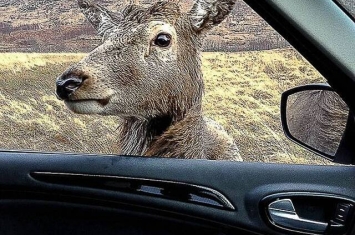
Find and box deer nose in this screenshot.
[56,75,83,100]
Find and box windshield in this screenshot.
[335,0,355,18]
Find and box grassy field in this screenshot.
[0,50,330,164]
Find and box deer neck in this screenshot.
[118,107,204,157]
[118,115,173,156]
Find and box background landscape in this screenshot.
[0,0,290,52]
[1,0,353,164]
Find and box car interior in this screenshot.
[0,0,354,235]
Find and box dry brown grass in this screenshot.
[0,53,86,72]
[0,49,330,164]
[202,49,327,164]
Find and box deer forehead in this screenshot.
[105,21,177,44]
[101,21,178,62]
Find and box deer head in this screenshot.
[56,0,236,122]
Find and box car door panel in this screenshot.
[0,152,354,234]
[0,199,230,235]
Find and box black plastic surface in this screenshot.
[30,171,235,210]
[0,199,224,235]
[0,152,354,235]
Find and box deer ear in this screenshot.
[78,0,121,36]
[189,0,236,33]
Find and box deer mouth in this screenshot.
[64,97,111,114]
[95,98,110,106]
[67,98,110,106]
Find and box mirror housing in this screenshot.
[281,84,355,165]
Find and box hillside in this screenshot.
[0,0,289,52]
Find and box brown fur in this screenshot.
[56,0,242,161]
[286,89,349,155]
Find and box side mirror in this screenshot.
[281,84,355,164]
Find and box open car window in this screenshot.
[1,0,352,165]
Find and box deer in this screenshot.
[55,0,242,161]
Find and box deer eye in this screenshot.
[154,33,171,48]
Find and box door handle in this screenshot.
[268,199,328,233]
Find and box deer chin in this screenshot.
[64,98,110,114]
